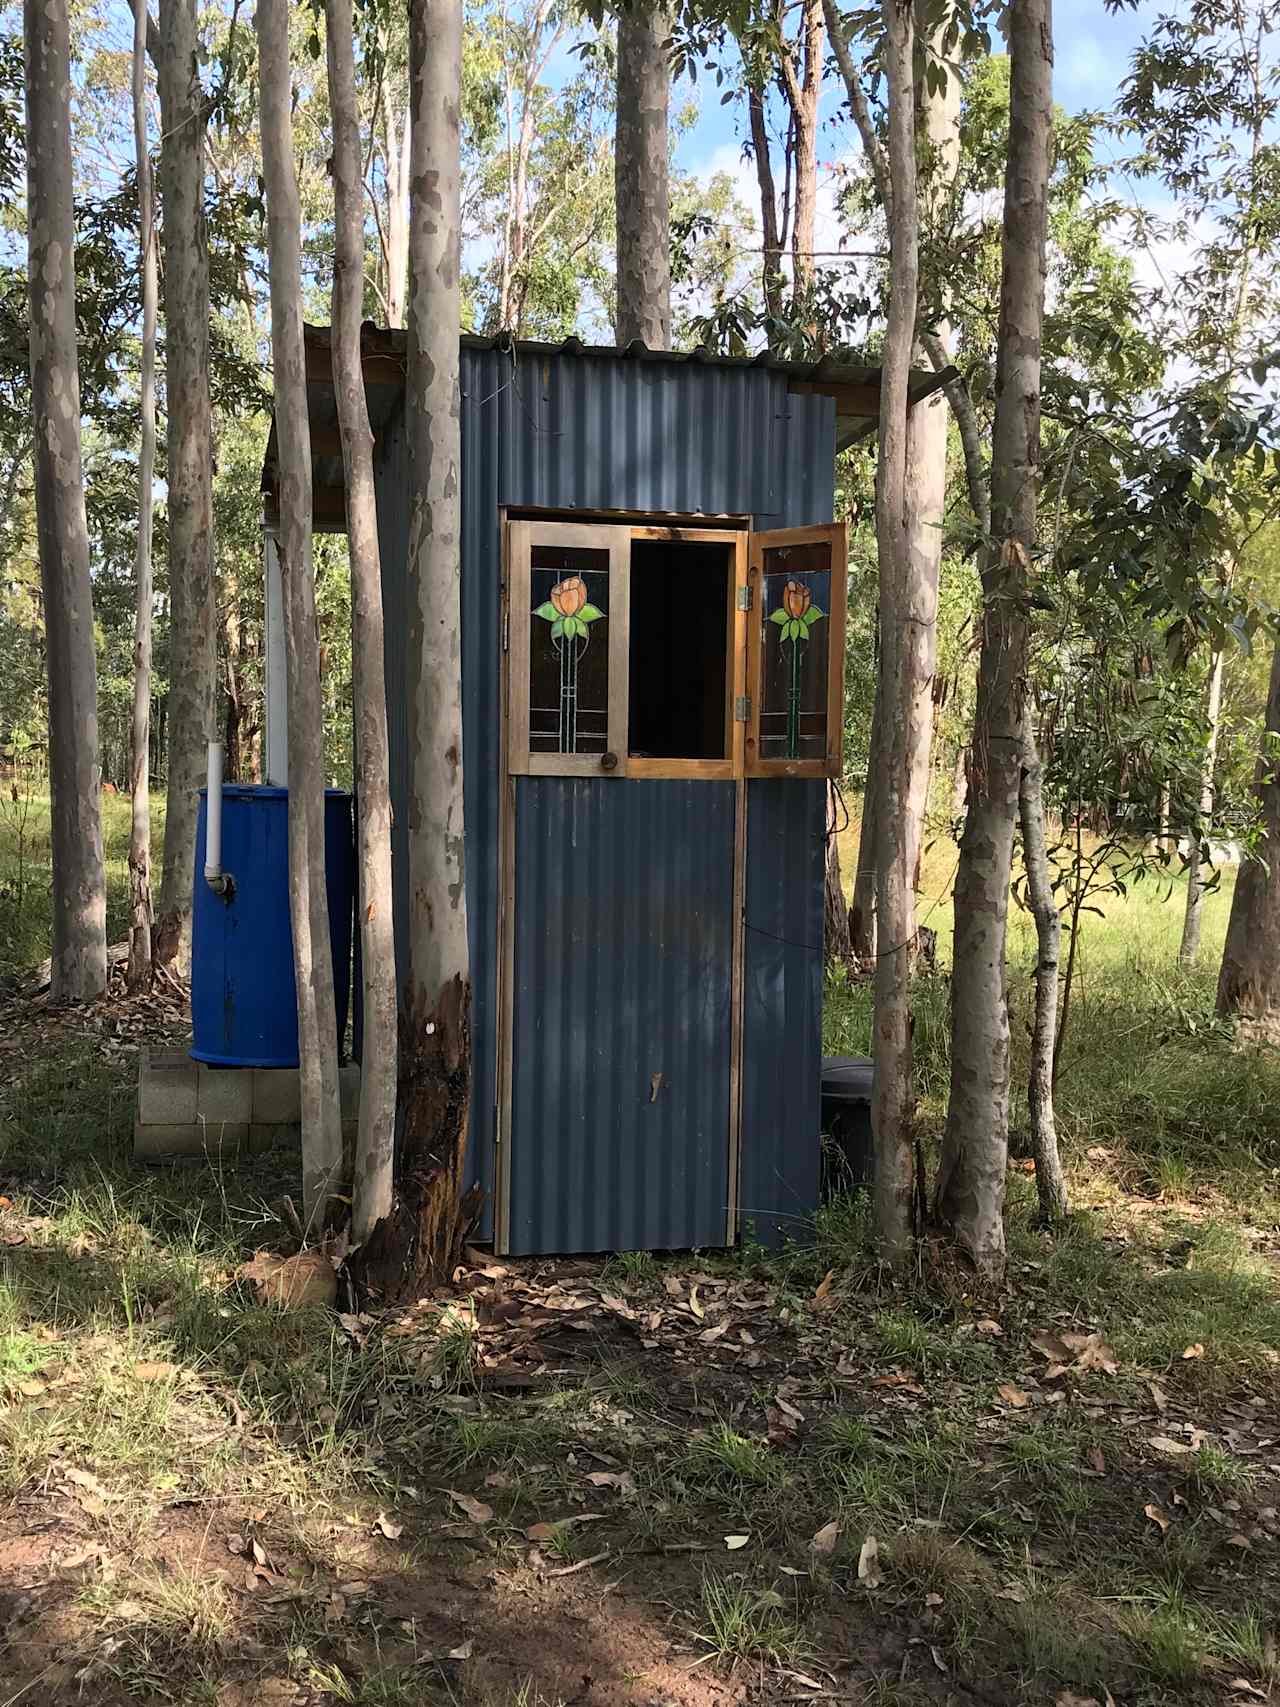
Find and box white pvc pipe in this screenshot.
[204,740,226,891]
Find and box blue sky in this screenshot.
[674,0,1152,190]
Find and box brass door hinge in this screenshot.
[734,695,751,723]
[735,585,753,611]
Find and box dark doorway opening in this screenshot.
[627,540,731,760]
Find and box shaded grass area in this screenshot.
[2,844,1280,1704]
[0,792,167,980]
[1,1022,1278,1705]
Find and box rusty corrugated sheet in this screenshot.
[372,343,835,1251]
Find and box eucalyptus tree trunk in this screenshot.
[1217,637,1280,1040]
[127,0,157,992]
[1018,719,1067,1220]
[326,0,397,1244]
[615,1,671,348]
[747,82,785,327]
[870,0,920,1262]
[825,4,957,965]
[257,0,344,1232]
[824,781,852,964]
[1179,647,1225,964]
[776,0,823,310]
[379,85,411,327]
[937,0,1053,1279]
[24,0,108,1004]
[155,0,217,968]
[850,667,881,961]
[357,0,475,1301]
[901,10,961,875]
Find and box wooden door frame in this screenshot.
[494,508,750,1254]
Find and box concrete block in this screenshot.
[137,1049,198,1126]
[197,1064,253,1124]
[252,1068,301,1124]
[340,1064,361,1121]
[249,1122,300,1154]
[134,1119,249,1160]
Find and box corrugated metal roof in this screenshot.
[262,324,953,520]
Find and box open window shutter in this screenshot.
[745,522,847,778]
[507,520,630,777]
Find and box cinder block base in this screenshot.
[252,1068,301,1124]
[198,1064,253,1124]
[137,1049,197,1125]
[135,1052,362,1164]
[133,1119,249,1160]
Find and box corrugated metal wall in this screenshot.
[373,345,835,1250]
[509,779,735,1253]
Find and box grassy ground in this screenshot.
[0,816,1277,1704]
[0,792,166,981]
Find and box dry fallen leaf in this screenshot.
[975,1318,1004,1337]
[1226,1532,1252,1550]
[996,1583,1028,1603]
[857,1535,882,1589]
[1144,1502,1171,1534]
[724,1534,750,1550]
[1087,1446,1106,1474]
[997,1383,1030,1409]
[1062,1331,1119,1375]
[132,1361,179,1382]
[448,1639,474,1661]
[586,1470,636,1495]
[447,1490,494,1524]
[239,1249,337,1311]
[375,1513,403,1540]
[810,1520,841,1556]
[1149,1434,1194,1456]
[1182,1343,1205,1360]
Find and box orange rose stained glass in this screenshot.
[760,543,831,762]
[529,545,609,754]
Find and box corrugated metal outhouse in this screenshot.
[262,326,945,1256]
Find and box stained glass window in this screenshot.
[528,545,610,755]
[758,541,832,764]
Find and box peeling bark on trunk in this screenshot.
[1179,647,1225,965]
[355,0,476,1304]
[615,3,670,348]
[937,0,1053,1280]
[326,0,398,1245]
[1217,637,1280,1040]
[870,0,920,1263]
[1018,720,1067,1221]
[155,0,217,968]
[257,0,344,1232]
[24,0,108,1005]
[127,0,157,993]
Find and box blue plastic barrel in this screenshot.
[190,786,354,1067]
